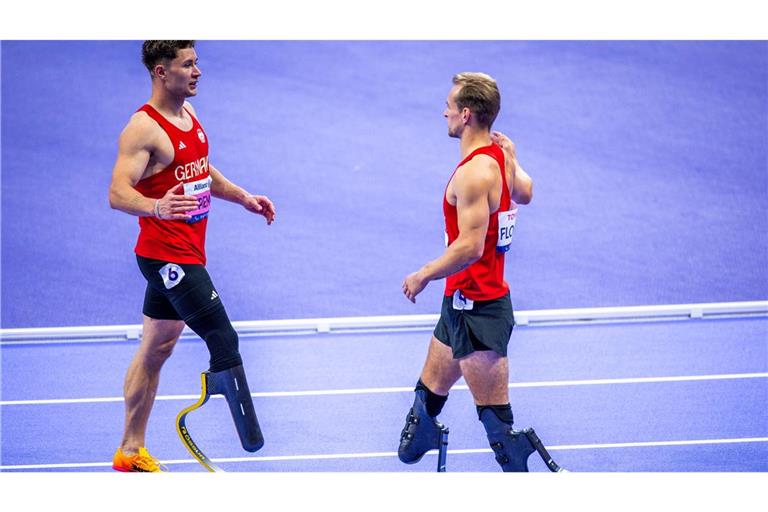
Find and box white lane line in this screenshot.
[2,372,766,406]
[2,436,766,471]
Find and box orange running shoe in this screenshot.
[112,447,167,472]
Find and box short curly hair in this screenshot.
[141,40,196,75]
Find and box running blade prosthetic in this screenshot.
[480,408,566,472]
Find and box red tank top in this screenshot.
[133,104,211,265]
[444,143,512,301]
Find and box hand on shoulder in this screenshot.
[491,131,516,159]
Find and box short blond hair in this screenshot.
[452,72,501,129]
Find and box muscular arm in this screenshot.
[421,164,492,279]
[403,158,496,302]
[108,117,158,217]
[108,115,198,220]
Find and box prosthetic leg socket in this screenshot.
[176,364,264,472]
[479,408,567,472]
[206,364,264,452]
[398,389,450,471]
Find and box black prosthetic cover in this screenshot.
[206,364,264,452]
[477,404,513,424]
[415,379,448,418]
[479,407,534,472]
[185,305,243,373]
[136,256,243,373]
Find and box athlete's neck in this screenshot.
[147,86,188,119]
[459,126,492,158]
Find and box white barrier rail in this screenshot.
[1,300,766,345]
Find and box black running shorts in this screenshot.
[433,292,515,358]
[136,255,222,323]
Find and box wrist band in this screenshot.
[154,199,161,219]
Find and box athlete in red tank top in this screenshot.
[398,73,556,473]
[443,142,513,301]
[134,104,211,264]
[108,41,276,472]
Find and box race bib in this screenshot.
[452,290,474,311]
[159,263,185,290]
[184,176,212,224]
[497,207,518,253]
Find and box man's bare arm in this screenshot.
[209,163,276,224]
[403,158,496,302]
[512,161,533,205]
[420,164,493,280]
[185,103,275,224]
[208,164,250,204]
[108,115,198,220]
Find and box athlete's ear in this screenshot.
[461,107,472,124]
[154,64,166,80]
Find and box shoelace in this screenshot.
[133,453,168,472]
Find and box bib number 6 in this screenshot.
[159,263,186,290]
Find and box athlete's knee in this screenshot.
[140,336,178,370]
[205,324,242,371]
[153,338,178,363]
[205,322,238,345]
[185,306,242,372]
